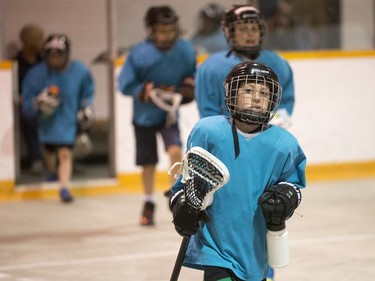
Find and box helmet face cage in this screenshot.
[223,6,266,56]
[225,66,281,125]
[44,34,70,56]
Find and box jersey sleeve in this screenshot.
[118,51,144,98]
[195,58,226,118]
[279,144,306,189]
[278,61,295,116]
[79,65,95,108]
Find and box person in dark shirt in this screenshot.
[14,24,45,174]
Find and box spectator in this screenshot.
[14,24,45,174]
[262,0,318,51]
[118,5,196,226]
[190,3,229,54]
[22,34,95,203]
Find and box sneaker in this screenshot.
[140,201,155,226]
[59,187,74,203]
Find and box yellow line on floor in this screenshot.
[1,161,375,202]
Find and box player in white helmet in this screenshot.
[196,5,294,129]
[23,34,95,203]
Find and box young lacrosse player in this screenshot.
[196,5,294,129]
[169,61,306,281]
[118,5,196,226]
[22,34,95,203]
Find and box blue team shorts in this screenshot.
[133,121,182,166]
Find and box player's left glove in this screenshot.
[258,182,301,231]
[177,77,194,104]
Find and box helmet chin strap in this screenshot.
[231,119,240,160]
[231,118,267,160]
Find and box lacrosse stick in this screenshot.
[169,146,230,281]
[149,88,183,127]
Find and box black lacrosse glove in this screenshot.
[178,77,194,104]
[258,182,301,231]
[170,185,209,237]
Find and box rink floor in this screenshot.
[0,178,374,281]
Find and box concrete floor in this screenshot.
[0,178,374,281]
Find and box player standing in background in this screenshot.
[190,2,229,54]
[22,34,95,203]
[196,5,294,129]
[170,61,306,281]
[118,5,196,226]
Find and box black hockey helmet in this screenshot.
[224,61,281,125]
[145,6,179,27]
[43,34,70,55]
[144,6,179,50]
[222,5,266,58]
[200,3,224,26]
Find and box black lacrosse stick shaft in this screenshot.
[170,236,190,281]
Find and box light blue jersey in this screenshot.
[191,30,230,53]
[22,60,94,144]
[196,50,295,118]
[118,39,196,127]
[171,116,306,280]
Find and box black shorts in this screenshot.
[133,122,182,166]
[203,266,266,281]
[43,144,74,153]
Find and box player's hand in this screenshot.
[139,82,154,102]
[258,182,301,231]
[178,77,194,104]
[269,109,292,129]
[170,189,207,237]
[34,86,60,116]
[77,107,95,132]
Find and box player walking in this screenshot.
[118,6,196,226]
[170,62,306,280]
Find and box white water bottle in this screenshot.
[266,228,289,268]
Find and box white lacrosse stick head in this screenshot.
[149,88,183,113]
[169,146,230,211]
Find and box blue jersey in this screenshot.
[171,116,306,280]
[196,50,295,118]
[191,30,230,53]
[22,60,94,144]
[118,39,196,126]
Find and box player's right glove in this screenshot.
[269,108,292,129]
[258,182,301,231]
[77,107,95,132]
[169,188,208,237]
